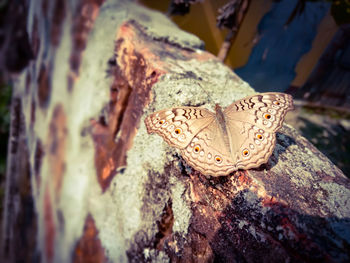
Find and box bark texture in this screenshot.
[2,0,350,262]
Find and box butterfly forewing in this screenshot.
[223,93,294,133]
[144,107,215,149]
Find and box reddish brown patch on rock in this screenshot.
[37,63,51,108]
[117,21,216,65]
[90,26,163,191]
[44,186,55,262]
[47,104,67,200]
[90,66,132,190]
[236,170,252,185]
[154,201,174,250]
[73,214,106,263]
[51,0,66,46]
[165,174,222,262]
[90,117,119,190]
[68,0,104,91]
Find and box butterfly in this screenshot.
[144,93,294,176]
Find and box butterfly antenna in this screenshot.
[196,80,214,104]
[196,71,232,108]
[224,73,230,90]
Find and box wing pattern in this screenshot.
[145,93,294,176]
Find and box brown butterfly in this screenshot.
[145,93,294,176]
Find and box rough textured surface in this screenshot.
[285,103,350,177]
[2,0,350,262]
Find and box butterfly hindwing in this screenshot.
[180,120,277,176]
[180,120,237,176]
[225,121,277,171]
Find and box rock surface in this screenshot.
[2,0,350,262]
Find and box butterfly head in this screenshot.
[215,104,224,114]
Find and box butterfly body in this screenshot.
[145,93,294,176]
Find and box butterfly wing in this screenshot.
[180,119,237,177]
[145,107,215,149]
[145,93,293,176]
[223,93,294,170]
[224,93,294,132]
[226,121,277,171]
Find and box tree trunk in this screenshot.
[2,0,350,262]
